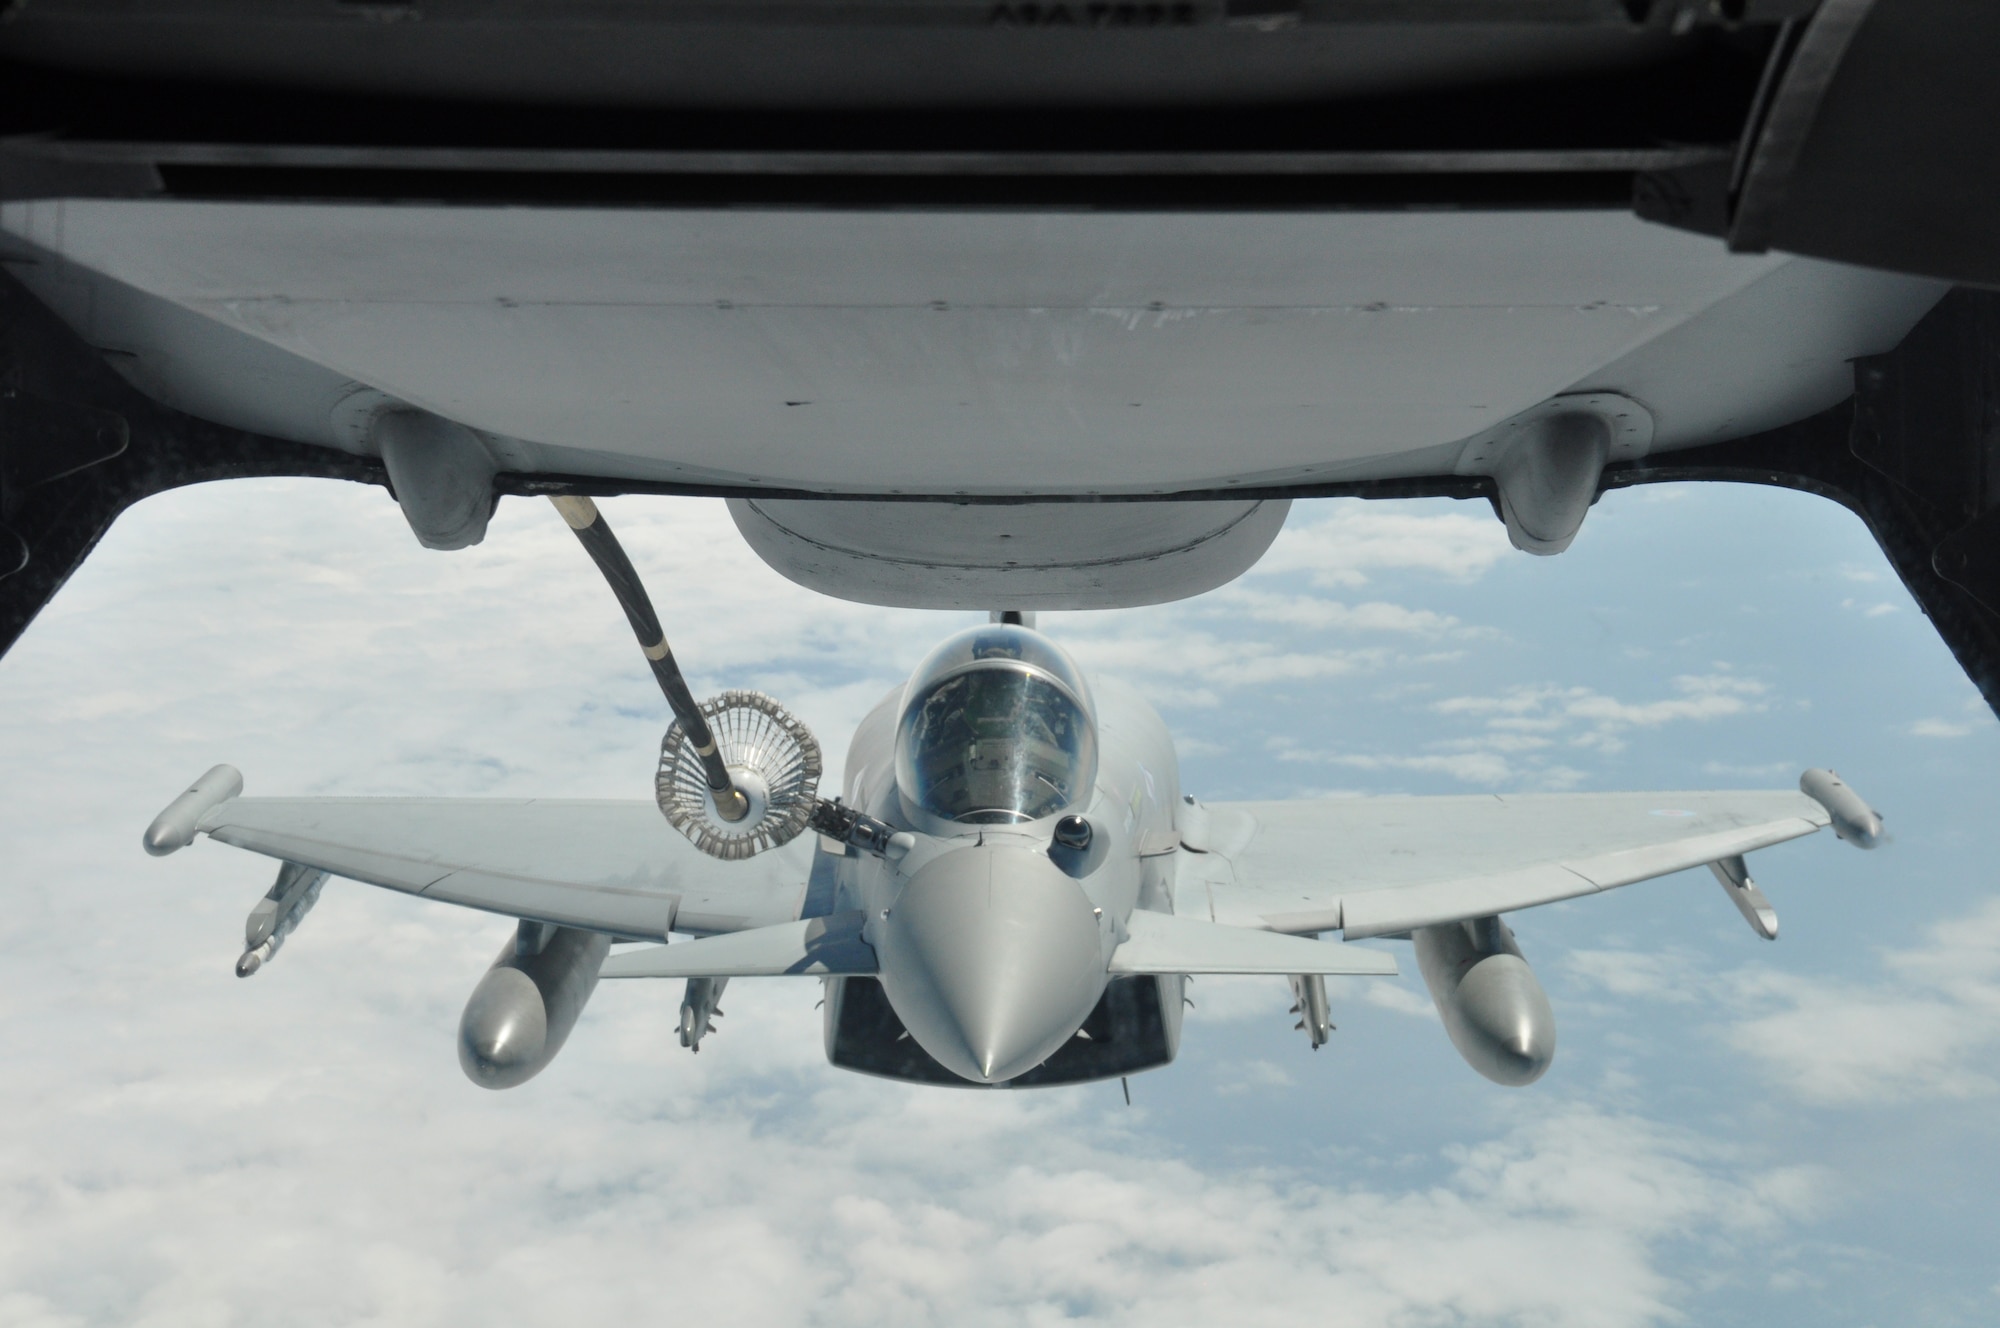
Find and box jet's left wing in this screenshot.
[1184,787,1842,940]
[174,791,814,939]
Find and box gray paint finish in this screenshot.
[0,202,1941,496]
[729,497,1290,609]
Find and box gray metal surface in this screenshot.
[602,912,877,979]
[0,202,1938,498]
[195,797,813,938]
[1709,854,1779,940]
[458,922,612,1090]
[1189,789,1829,938]
[1289,974,1333,1049]
[0,185,1944,615]
[373,409,496,551]
[1414,916,1557,1087]
[677,977,727,1053]
[142,762,241,856]
[235,859,327,978]
[728,497,1290,610]
[872,844,1106,1085]
[1108,909,1396,975]
[1798,767,1883,848]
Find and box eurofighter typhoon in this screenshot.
[145,499,1882,1091]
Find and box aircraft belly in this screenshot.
[1,200,1842,493]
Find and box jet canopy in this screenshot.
[895,625,1097,827]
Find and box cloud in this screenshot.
[1908,719,1977,739]
[1215,1059,1297,1094]
[1556,899,2000,1109]
[1432,674,1769,757]
[1565,950,1707,1005]
[1359,981,1438,1020]
[0,936,1826,1328]
[1701,760,1795,779]
[800,1102,1817,1328]
[1059,629,1386,704]
[1252,503,1514,589]
[1727,899,2000,1107]
[1205,587,1476,638]
[1286,673,1770,792]
[1181,974,1297,1025]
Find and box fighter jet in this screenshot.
[142,498,1882,1090]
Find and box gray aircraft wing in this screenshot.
[189,795,815,939]
[1183,789,1831,940]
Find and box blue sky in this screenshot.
[1,477,1995,1326]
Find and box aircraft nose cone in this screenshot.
[876,843,1106,1085]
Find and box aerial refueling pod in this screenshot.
[1413,916,1556,1087]
[458,921,611,1089]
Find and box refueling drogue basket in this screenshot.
[657,689,823,860]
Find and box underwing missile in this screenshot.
[1288,973,1333,1049]
[236,860,328,977]
[679,976,728,1052]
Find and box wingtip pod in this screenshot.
[143,764,243,856]
[1800,768,1884,849]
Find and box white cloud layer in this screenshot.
[0,993,1825,1328]
[1562,895,2000,1110]
[1908,718,1976,739]
[1251,504,1514,589]
[1431,674,1769,758]
[1269,671,1772,789]
[1729,899,2000,1106]
[1205,587,1476,638]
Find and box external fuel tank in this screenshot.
[1413,916,1556,1087]
[458,922,611,1089]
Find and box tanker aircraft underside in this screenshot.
[145,499,1883,1091]
[7,3,2000,739]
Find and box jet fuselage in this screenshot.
[831,642,1182,1085]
